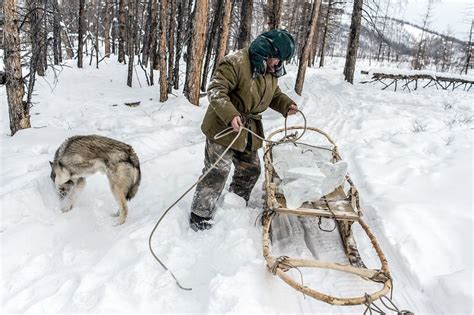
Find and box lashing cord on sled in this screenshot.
[148,110,308,291]
[363,291,414,315]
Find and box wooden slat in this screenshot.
[274,207,360,221]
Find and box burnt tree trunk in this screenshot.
[118,0,126,63]
[184,0,209,105]
[78,0,86,68]
[201,0,222,92]
[295,0,322,95]
[148,0,158,85]
[167,0,176,93]
[237,0,252,49]
[4,0,30,135]
[158,0,168,101]
[173,0,186,90]
[127,0,137,86]
[52,0,61,64]
[343,0,363,83]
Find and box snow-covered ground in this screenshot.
[1,58,472,314]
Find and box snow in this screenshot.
[1,58,472,314]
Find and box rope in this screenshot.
[317,196,338,232]
[363,293,414,315]
[148,110,307,291]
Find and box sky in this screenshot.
[402,0,473,39]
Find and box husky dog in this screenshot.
[50,135,141,225]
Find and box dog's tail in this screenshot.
[126,148,141,200]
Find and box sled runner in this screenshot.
[262,126,392,306]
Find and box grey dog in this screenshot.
[50,135,141,224]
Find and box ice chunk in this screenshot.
[272,143,348,209]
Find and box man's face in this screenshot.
[266,58,281,74]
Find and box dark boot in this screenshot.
[189,212,213,231]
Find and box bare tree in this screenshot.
[267,0,283,29]
[237,0,252,49]
[149,0,158,85]
[464,20,473,74]
[4,0,30,135]
[78,0,86,68]
[201,0,223,92]
[159,0,168,101]
[213,0,233,72]
[413,0,436,70]
[343,0,364,83]
[104,0,112,57]
[167,0,176,93]
[295,0,322,95]
[184,0,209,105]
[118,0,126,63]
[127,0,138,87]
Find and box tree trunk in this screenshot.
[39,1,47,75]
[78,0,85,68]
[309,4,323,67]
[142,0,153,65]
[237,0,252,49]
[118,0,126,63]
[158,0,168,101]
[213,0,232,73]
[173,0,186,90]
[61,27,74,59]
[201,0,222,92]
[268,0,282,29]
[127,0,137,87]
[104,0,112,57]
[319,0,331,68]
[167,0,176,93]
[294,0,322,95]
[112,0,118,54]
[149,0,158,85]
[52,0,61,64]
[4,0,30,135]
[184,0,209,106]
[343,0,363,84]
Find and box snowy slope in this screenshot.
[1,59,472,314]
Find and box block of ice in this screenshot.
[272,143,348,209]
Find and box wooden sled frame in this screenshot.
[262,126,392,305]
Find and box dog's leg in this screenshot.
[110,185,128,225]
[107,171,128,225]
[62,178,86,212]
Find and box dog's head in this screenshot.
[49,161,74,199]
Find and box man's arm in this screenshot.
[269,86,298,116]
[207,59,241,125]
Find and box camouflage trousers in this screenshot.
[191,138,261,219]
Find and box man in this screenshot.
[190,29,298,231]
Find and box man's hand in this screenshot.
[231,116,243,132]
[287,103,298,116]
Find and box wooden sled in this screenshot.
[262,126,392,306]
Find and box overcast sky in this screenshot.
[401,0,473,39]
